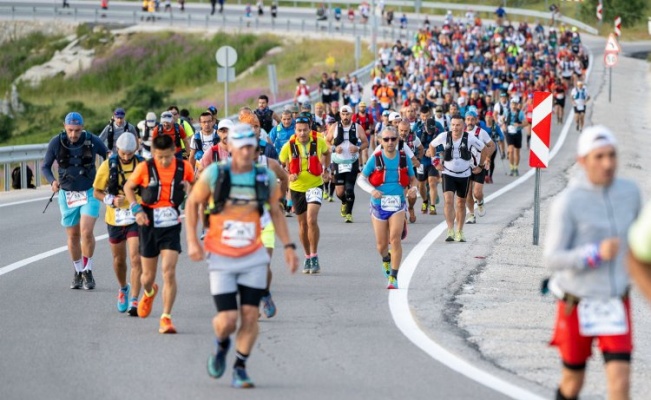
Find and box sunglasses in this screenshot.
[295,117,311,123]
[382,137,398,142]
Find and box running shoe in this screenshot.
[382,254,391,278]
[509,168,515,177]
[159,316,177,334]
[514,168,519,177]
[465,213,476,224]
[117,284,130,313]
[344,213,353,223]
[232,367,255,388]
[408,207,416,223]
[429,205,437,215]
[323,192,330,201]
[260,293,277,318]
[401,219,408,240]
[82,270,95,290]
[207,340,230,379]
[127,299,138,317]
[340,204,346,217]
[138,283,158,318]
[445,228,455,242]
[328,196,334,203]
[310,257,321,274]
[70,272,83,289]
[200,229,206,241]
[387,276,398,290]
[477,201,486,217]
[421,202,428,213]
[455,230,466,243]
[302,258,311,274]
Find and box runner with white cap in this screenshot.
[544,125,641,400]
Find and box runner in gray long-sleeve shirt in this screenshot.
[98,107,139,153]
[543,125,641,400]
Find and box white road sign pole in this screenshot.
[215,46,238,118]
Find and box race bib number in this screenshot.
[577,298,628,336]
[576,104,586,111]
[222,220,256,248]
[114,208,136,226]
[153,207,180,228]
[416,165,424,175]
[381,102,390,109]
[492,77,500,84]
[507,125,517,134]
[323,88,331,95]
[380,195,401,212]
[555,93,564,99]
[306,187,323,204]
[338,163,353,174]
[65,191,88,208]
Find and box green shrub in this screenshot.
[0,115,15,141]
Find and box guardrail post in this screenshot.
[170,12,173,26]
[53,7,57,19]
[328,19,332,34]
[239,16,243,30]
[95,9,98,23]
[35,160,41,188]
[353,22,356,36]
[301,19,305,32]
[74,7,77,21]
[222,14,226,28]
[133,11,137,24]
[271,16,275,30]
[3,163,9,191]
[12,6,15,21]
[255,17,259,29]
[205,14,209,28]
[315,20,318,32]
[20,162,27,190]
[33,6,36,21]
[286,19,290,31]
[187,13,191,27]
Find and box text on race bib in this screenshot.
[306,187,323,204]
[577,298,628,337]
[114,208,136,226]
[338,163,353,174]
[153,207,180,228]
[65,191,88,208]
[380,195,402,212]
[222,220,256,248]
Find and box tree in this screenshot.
[580,0,648,28]
[0,114,15,142]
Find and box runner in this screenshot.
[41,112,108,289]
[479,111,505,184]
[428,115,488,242]
[199,119,234,172]
[123,134,194,334]
[414,105,443,215]
[93,133,143,315]
[357,126,417,289]
[552,78,568,124]
[185,124,298,388]
[189,111,220,171]
[325,105,368,223]
[151,111,190,160]
[464,110,495,224]
[99,107,139,154]
[254,94,280,134]
[543,126,641,400]
[351,101,375,165]
[628,201,651,301]
[279,115,331,273]
[505,98,525,176]
[571,81,590,131]
[397,121,422,223]
[137,111,157,160]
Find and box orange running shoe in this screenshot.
[159,316,177,334]
[137,283,158,318]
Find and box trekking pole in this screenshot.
[42,192,55,214]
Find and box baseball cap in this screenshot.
[499,92,507,97]
[64,112,84,126]
[160,112,174,123]
[466,110,478,118]
[435,107,443,113]
[218,119,235,131]
[457,96,466,105]
[388,112,401,122]
[340,105,353,114]
[382,110,391,117]
[229,124,258,149]
[145,112,157,127]
[114,108,126,118]
[358,102,366,107]
[485,111,494,117]
[577,125,616,157]
[207,105,218,115]
[301,101,312,110]
[116,132,137,152]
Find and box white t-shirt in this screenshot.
[332,124,362,164]
[190,131,218,152]
[571,87,589,110]
[429,131,485,178]
[467,126,491,167]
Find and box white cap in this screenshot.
[145,112,157,127]
[340,105,353,114]
[160,111,174,123]
[116,132,138,152]
[577,125,617,157]
[217,119,235,131]
[388,112,401,122]
[457,96,466,105]
[229,124,258,149]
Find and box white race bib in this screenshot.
[114,208,136,226]
[577,298,628,337]
[416,165,424,175]
[576,104,586,111]
[153,207,180,228]
[65,191,88,208]
[306,187,323,204]
[222,220,256,248]
[338,163,353,173]
[380,195,401,212]
[507,125,517,134]
[555,93,565,99]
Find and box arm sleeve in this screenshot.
[98,125,109,144]
[41,138,58,184]
[543,193,595,271]
[357,172,376,194]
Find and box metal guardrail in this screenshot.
[0,144,48,191]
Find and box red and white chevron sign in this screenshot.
[596,1,603,21]
[529,92,552,168]
[614,16,622,36]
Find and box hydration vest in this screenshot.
[157,123,183,149]
[204,164,271,258]
[254,107,274,133]
[368,149,410,188]
[443,131,471,162]
[107,154,144,196]
[210,144,224,163]
[107,121,133,150]
[333,122,358,146]
[141,125,154,151]
[193,131,220,160]
[288,132,323,176]
[57,131,95,175]
[139,158,186,208]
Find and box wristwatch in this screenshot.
[284,243,297,250]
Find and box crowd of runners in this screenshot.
[34,8,651,398]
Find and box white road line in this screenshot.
[0,195,57,208]
[390,55,594,400]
